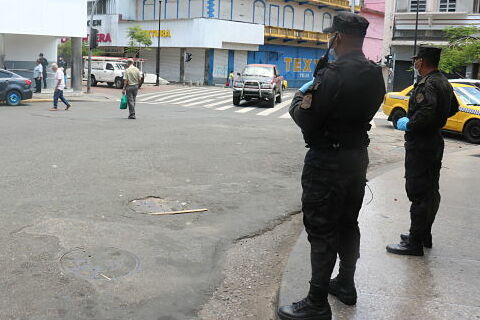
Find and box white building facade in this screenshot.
[383,0,480,91]
[0,0,87,82]
[87,0,355,87]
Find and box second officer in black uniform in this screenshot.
[386,46,458,256]
[277,12,386,320]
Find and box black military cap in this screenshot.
[323,12,369,37]
[412,45,442,60]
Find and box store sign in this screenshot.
[146,30,172,38]
[87,20,102,27]
[60,33,112,43]
[283,57,320,79]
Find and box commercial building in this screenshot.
[87,0,359,87]
[360,0,385,63]
[0,0,86,88]
[383,0,480,91]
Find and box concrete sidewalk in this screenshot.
[26,89,117,103]
[278,149,480,320]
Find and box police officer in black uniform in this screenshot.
[386,46,458,256]
[277,12,385,320]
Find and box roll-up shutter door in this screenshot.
[234,51,248,74]
[139,48,180,82]
[185,48,205,83]
[213,49,228,81]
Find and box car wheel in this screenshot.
[275,87,282,103]
[391,108,406,129]
[463,119,480,144]
[115,78,124,89]
[6,90,22,106]
[107,82,114,87]
[90,75,97,87]
[268,97,275,108]
[233,95,241,106]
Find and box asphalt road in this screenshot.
[0,89,473,320]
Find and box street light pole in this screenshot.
[412,0,420,82]
[87,0,100,94]
[155,0,162,86]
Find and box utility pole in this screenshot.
[155,0,162,86]
[412,0,420,83]
[87,0,100,94]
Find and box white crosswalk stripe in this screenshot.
[137,87,190,99]
[138,88,203,102]
[257,97,293,116]
[153,88,209,102]
[162,90,230,104]
[279,112,291,119]
[216,105,234,111]
[184,99,215,106]
[235,107,257,114]
[204,98,232,108]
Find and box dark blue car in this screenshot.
[0,69,33,106]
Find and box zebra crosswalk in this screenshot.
[134,86,390,124]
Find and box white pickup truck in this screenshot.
[84,60,126,89]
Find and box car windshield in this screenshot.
[454,86,480,106]
[242,66,274,77]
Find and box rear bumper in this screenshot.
[23,89,33,100]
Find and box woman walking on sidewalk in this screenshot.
[49,63,71,111]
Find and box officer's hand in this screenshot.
[396,117,410,131]
[299,79,314,93]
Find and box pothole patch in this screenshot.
[60,246,139,280]
[129,196,189,214]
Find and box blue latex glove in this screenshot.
[299,79,314,93]
[396,117,410,131]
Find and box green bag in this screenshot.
[119,95,128,109]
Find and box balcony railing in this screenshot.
[265,26,329,43]
[282,0,358,11]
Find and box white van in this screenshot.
[84,60,126,89]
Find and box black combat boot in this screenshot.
[386,237,424,256]
[400,233,432,248]
[277,283,332,320]
[329,263,357,305]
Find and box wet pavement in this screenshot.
[278,148,480,320]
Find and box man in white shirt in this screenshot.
[49,63,71,111]
[33,59,43,93]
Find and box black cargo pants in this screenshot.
[302,147,369,292]
[405,137,444,243]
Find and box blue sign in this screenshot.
[247,44,327,88]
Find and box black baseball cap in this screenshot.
[323,12,369,37]
[412,45,442,60]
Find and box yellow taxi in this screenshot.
[382,83,480,144]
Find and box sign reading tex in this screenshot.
[146,30,172,38]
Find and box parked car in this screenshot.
[0,69,33,106]
[233,64,284,107]
[382,83,480,143]
[449,79,480,89]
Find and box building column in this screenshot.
[0,34,5,69]
[180,48,186,83]
[71,37,83,92]
[204,49,214,86]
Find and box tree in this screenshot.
[440,26,480,75]
[126,26,152,58]
[57,39,104,64]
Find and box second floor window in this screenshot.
[410,0,426,12]
[440,0,456,12]
[87,0,107,15]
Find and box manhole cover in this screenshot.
[129,197,188,214]
[60,246,139,280]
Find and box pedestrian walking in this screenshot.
[38,53,48,89]
[122,58,141,119]
[386,46,459,256]
[49,63,71,111]
[277,12,385,320]
[57,56,68,89]
[33,59,43,93]
[228,70,235,87]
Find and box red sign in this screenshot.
[61,33,112,43]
